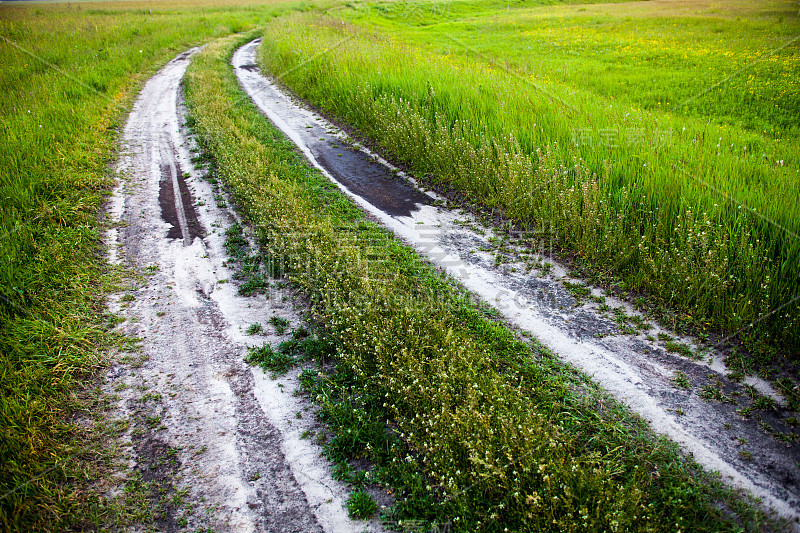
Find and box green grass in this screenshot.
[0,1,298,529]
[183,32,779,531]
[256,0,800,365]
[345,489,378,520]
[245,344,296,376]
[2,0,794,529]
[269,315,291,335]
[665,340,698,359]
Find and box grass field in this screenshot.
[183,32,774,531]
[0,1,294,528]
[0,0,797,530]
[257,0,800,364]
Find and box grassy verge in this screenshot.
[0,1,298,529]
[183,32,780,531]
[255,0,800,367]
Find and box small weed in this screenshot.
[698,384,734,404]
[739,450,753,461]
[563,280,591,301]
[245,345,296,376]
[727,371,744,383]
[773,432,797,444]
[345,490,377,520]
[752,395,776,411]
[269,316,291,335]
[672,371,690,390]
[665,341,696,359]
[238,273,269,296]
[246,323,264,335]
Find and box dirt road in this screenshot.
[232,39,800,523]
[106,48,379,532]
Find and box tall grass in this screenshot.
[183,31,775,532]
[256,4,800,362]
[0,2,294,528]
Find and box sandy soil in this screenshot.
[233,39,800,525]
[104,48,381,532]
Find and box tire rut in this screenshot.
[105,47,378,533]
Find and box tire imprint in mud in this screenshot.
[105,48,381,532]
[158,134,202,244]
[232,39,800,524]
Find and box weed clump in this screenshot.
[245,345,295,376]
[345,490,378,520]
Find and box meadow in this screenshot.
[0,0,797,530]
[257,0,800,365]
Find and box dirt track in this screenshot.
[232,39,800,524]
[100,41,799,530]
[106,48,380,532]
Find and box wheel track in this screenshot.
[106,47,379,533]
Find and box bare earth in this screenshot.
[105,48,381,532]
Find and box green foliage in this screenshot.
[245,344,296,376]
[345,490,378,520]
[268,315,291,335]
[257,1,800,361]
[246,323,264,335]
[665,341,697,359]
[672,371,691,390]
